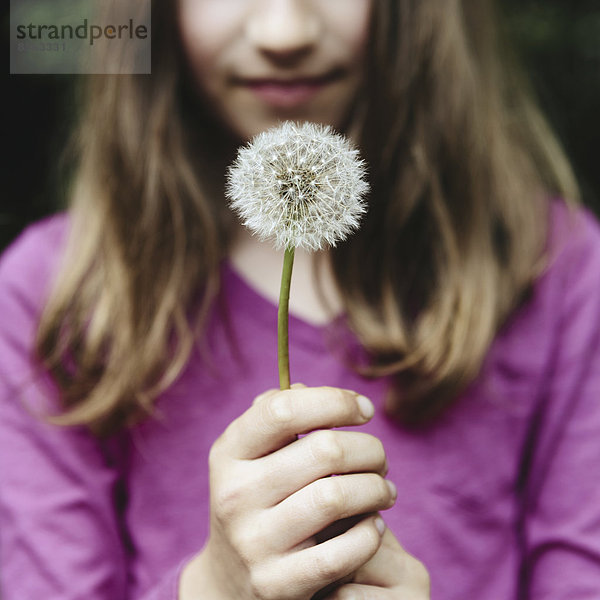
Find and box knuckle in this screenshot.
[309,430,345,470]
[207,436,224,468]
[312,478,346,519]
[248,569,268,599]
[370,435,386,462]
[213,480,245,520]
[264,393,295,428]
[365,521,382,551]
[311,551,343,583]
[326,386,356,417]
[252,388,278,406]
[231,526,260,566]
[248,566,282,600]
[209,421,238,465]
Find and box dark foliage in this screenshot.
[2,1,599,251]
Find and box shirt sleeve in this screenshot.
[0,221,184,600]
[519,207,600,599]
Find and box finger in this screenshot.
[320,583,389,599]
[291,382,307,390]
[252,388,280,406]
[353,528,431,592]
[310,573,355,600]
[280,515,385,598]
[268,474,396,551]
[250,383,307,407]
[291,515,365,553]
[221,387,375,459]
[352,526,402,586]
[255,430,388,505]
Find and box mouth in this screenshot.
[235,70,343,109]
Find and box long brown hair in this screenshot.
[36,0,578,436]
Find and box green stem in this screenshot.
[278,246,295,390]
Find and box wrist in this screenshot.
[178,550,217,600]
[178,544,246,600]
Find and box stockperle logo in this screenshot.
[10,0,151,74]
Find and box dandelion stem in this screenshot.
[278,246,295,389]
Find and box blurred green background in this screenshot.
[2,0,599,251]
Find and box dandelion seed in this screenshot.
[226,121,369,252]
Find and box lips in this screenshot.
[236,71,342,109]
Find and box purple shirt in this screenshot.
[1,201,600,599]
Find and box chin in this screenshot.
[226,108,353,142]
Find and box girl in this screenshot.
[1,0,599,598]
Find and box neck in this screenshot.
[228,224,343,326]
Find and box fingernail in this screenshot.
[374,516,386,535]
[386,480,397,499]
[356,395,375,420]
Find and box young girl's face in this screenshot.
[178,0,373,140]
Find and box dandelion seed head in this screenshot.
[226,121,369,251]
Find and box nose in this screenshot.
[246,0,320,62]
